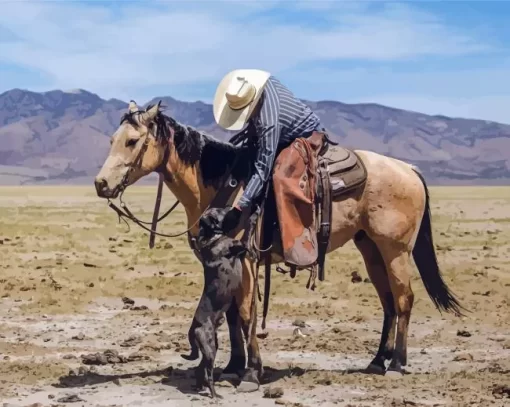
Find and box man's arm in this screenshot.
[236,81,281,210]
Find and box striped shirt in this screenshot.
[237,76,322,209]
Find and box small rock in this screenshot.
[71,333,85,341]
[83,263,97,268]
[56,394,85,403]
[492,384,510,399]
[122,296,135,305]
[127,352,151,362]
[120,335,142,347]
[456,329,472,337]
[81,349,127,365]
[62,354,76,360]
[453,353,474,362]
[263,387,284,399]
[292,319,307,328]
[363,278,371,283]
[77,366,89,375]
[257,331,269,339]
[81,353,107,365]
[316,377,332,385]
[164,243,173,249]
[131,305,148,311]
[87,282,94,288]
[159,304,171,311]
[351,271,362,283]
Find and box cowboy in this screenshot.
[212,69,323,233]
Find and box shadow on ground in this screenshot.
[54,364,379,397]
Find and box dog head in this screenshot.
[198,207,247,260]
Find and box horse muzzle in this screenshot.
[94,177,121,199]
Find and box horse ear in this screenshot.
[141,100,161,123]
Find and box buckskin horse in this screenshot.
[94,101,465,392]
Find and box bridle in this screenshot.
[106,113,245,255]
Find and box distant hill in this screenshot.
[0,88,509,185]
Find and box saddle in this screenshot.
[272,130,368,284]
[258,130,367,330]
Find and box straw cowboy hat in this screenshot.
[213,69,271,131]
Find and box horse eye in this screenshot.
[125,138,139,148]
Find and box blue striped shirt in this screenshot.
[237,76,322,209]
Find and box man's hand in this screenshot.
[222,205,242,234]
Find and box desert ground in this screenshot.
[0,185,509,407]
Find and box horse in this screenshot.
[94,101,465,392]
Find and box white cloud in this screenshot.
[278,63,510,123]
[0,0,505,122]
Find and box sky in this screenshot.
[1,0,510,123]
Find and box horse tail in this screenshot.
[411,169,467,317]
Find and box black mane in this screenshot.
[120,106,254,188]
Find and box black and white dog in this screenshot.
[181,207,258,398]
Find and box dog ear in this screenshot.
[229,240,247,258]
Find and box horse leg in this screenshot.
[221,301,246,379]
[236,260,262,393]
[354,231,396,374]
[238,297,263,391]
[378,245,414,376]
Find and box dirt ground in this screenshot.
[0,185,509,407]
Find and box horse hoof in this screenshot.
[236,380,259,393]
[385,369,403,378]
[365,363,385,375]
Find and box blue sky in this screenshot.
[1,0,510,123]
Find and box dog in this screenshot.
[181,206,258,398]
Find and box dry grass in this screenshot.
[0,185,509,405]
[0,185,509,319]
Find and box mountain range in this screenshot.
[0,88,509,185]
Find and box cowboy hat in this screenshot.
[213,69,271,131]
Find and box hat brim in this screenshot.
[213,69,271,131]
